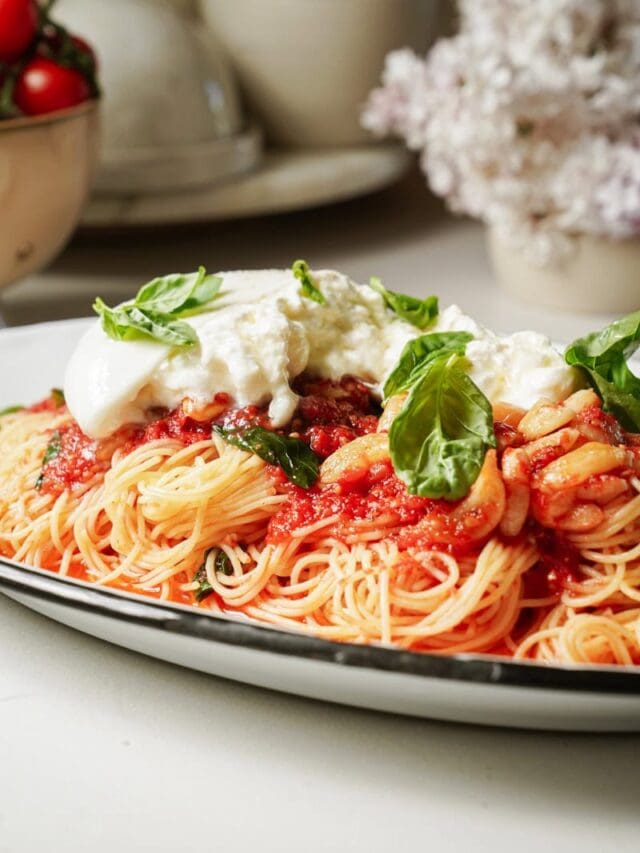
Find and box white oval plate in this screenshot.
[2,319,640,731]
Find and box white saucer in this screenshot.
[81,143,411,229]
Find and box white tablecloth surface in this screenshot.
[1,172,636,853]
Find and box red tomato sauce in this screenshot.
[127,392,232,447]
[290,377,379,459]
[27,390,65,414]
[575,404,626,445]
[523,527,581,598]
[267,461,488,556]
[38,423,105,495]
[35,378,380,494]
[527,443,568,473]
[267,460,436,542]
[135,409,215,446]
[62,560,194,606]
[216,403,271,431]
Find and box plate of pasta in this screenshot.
[2,264,640,731]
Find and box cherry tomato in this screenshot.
[14,57,90,115]
[71,35,97,70]
[0,0,38,64]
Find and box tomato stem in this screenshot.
[0,71,19,118]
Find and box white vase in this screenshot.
[487,227,640,314]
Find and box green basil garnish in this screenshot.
[292,259,326,305]
[193,556,213,602]
[214,425,320,488]
[51,388,65,407]
[35,430,63,490]
[565,310,640,431]
[369,276,438,330]
[0,405,24,416]
[93,266,222,347]
[383,332,473,400]
[193,549,233,602]
[94,300,199,348]
[215,550,233,576]
[389,353,496,500]
[134,269,222,316]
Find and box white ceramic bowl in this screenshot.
[0,102,99,292]
[487,227,640,314]
[199,0,438,146]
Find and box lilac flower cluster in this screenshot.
[362,0,640,264]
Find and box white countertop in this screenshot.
[0,171,636,853]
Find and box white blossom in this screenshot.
[361,0,640,264]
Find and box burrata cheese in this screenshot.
[64,269,579,438]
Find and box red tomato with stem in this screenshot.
[14,56,90,115]
[0,0,38,63]
[70,35,97,69]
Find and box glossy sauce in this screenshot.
[137,393,230,445]
[291,376,378,458]
[38,422,105,495]
[35,378,378,493]
[267,460,435,541]
[524,527,581,598]
[575,404,626,445]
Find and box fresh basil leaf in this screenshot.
[135,271,199,313]
[292,260,326,305]
[193,554,213,602]
[578,369,640,432]
[51,388,65,407]
[193,548,234,602]
[215,550,233,576]
[178,273,222,316]
[93,298,128,340]
[369,276,438,330]
[389,353,496,500]
[214,425,320,488]
[135,267,222,316]
[35,430,62,490]
[566,311,640,362]
[123,306,198,347]
[0,405,24,416]
[93,299,198,347]
[565,311,640,431]
[93,266,222,347]
[383,332,473,400]
[42,431,63,466]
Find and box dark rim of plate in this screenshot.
[1,557,639,694]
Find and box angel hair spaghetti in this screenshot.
[2,265,640,667]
